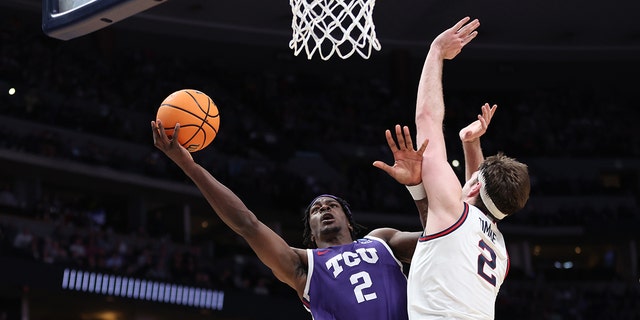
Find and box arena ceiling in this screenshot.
[3,0,640,61]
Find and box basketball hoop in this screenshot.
[289,0,381,60]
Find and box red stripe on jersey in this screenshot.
[418,202,469,242]
[505,252,510,279]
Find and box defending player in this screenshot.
[407,17,531,319]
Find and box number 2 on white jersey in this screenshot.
[477,239,497,286]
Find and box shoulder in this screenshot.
[367,228,421,263]
[367,228,421,243]
[292,247,310,266]
[366,227,400,242]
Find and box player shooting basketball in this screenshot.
[152,119,427,320]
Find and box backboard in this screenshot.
[42,0,167,40]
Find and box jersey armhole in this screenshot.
[302,249,314,305]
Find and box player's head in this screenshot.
[302,194,363,249]
[469,152,530,220]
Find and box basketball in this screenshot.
[156,89,220,152]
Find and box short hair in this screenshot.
[301,194,366,249]
[478,152,530,219]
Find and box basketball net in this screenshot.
[289,0,381,60]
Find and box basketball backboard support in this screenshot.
[42,0,167,40]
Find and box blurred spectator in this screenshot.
[0,184,19,209]
[12,226,33,253]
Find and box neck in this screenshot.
[315,233,353,248]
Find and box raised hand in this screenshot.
[373,124,428,186]
[459,103,498,143]
[431,16,480,60]
[151,120,193,166]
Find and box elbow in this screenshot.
[229,209,262,237]
[415,107,428,127]
[415,104,443,126]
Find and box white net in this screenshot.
[289,0,381,60]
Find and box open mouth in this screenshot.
[321,213,335,224]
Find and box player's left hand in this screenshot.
[373,124,428,186]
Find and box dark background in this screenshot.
[0,0,639,319]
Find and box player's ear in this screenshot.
[469,181,482,198]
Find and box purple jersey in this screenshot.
[302,236,408,320]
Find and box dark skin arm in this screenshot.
[151,120,309,297]
[371,124,428,259]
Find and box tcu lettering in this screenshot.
[325,248,379,278]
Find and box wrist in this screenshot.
[406,183,427,200]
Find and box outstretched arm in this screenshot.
[151,120,307,295]
[372,124,429,227]
[415,17,480,233]
[459,103,497,181]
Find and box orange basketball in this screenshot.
[156,89,220,152]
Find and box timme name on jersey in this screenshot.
[303,236,409,320]
[407,202,509,320]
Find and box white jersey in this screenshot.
[407,202,508,320]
